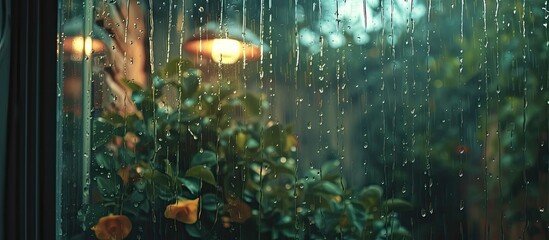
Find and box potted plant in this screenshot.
[77,59,412,239]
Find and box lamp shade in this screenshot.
[183,21,269,64]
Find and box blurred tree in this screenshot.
[264,0,548,239]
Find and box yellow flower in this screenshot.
[92,214,132,240]
[164,198,200,224]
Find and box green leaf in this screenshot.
[96,176,120,199]
[131,91,155,117]
[127,187,146,202]
[313,181,343,195]
[344,201,364,232]
[360,185,383,199]
[314,209,340,231]
[266,159,295,176]
[151,171,173,200]
[152,76,166,98]
[95,152,118,170]
[119,148,138,166]
[191,151,218,167]
[246,138,260,149]
[152,171,171,188]
[201,193,221,211]
[186,166,217,186]
[185,224,202,238]
[382,198,413,212]
[124,190,150,216]
[93,121,124,149]
[152,75,166,88]
[177,177,200,198]
[131,91,146,104]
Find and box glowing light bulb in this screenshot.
[71,36,94,56]
[210,39,242,64]
[64,36,105,60]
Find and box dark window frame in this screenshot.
[4,0,58,239]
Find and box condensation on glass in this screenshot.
[57,0,548,239]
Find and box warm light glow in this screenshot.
[72,36,94,56]
[183,33,264,64]
[63,36,106,60]
[210,39,242,64]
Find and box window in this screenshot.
[57,0,548,239]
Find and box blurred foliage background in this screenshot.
[258,0,548,239]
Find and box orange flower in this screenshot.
[164,198,200,224]
[92,214,132,240]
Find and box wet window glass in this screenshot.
[57,0,548,239]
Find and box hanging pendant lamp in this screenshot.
[183,21,269,64]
